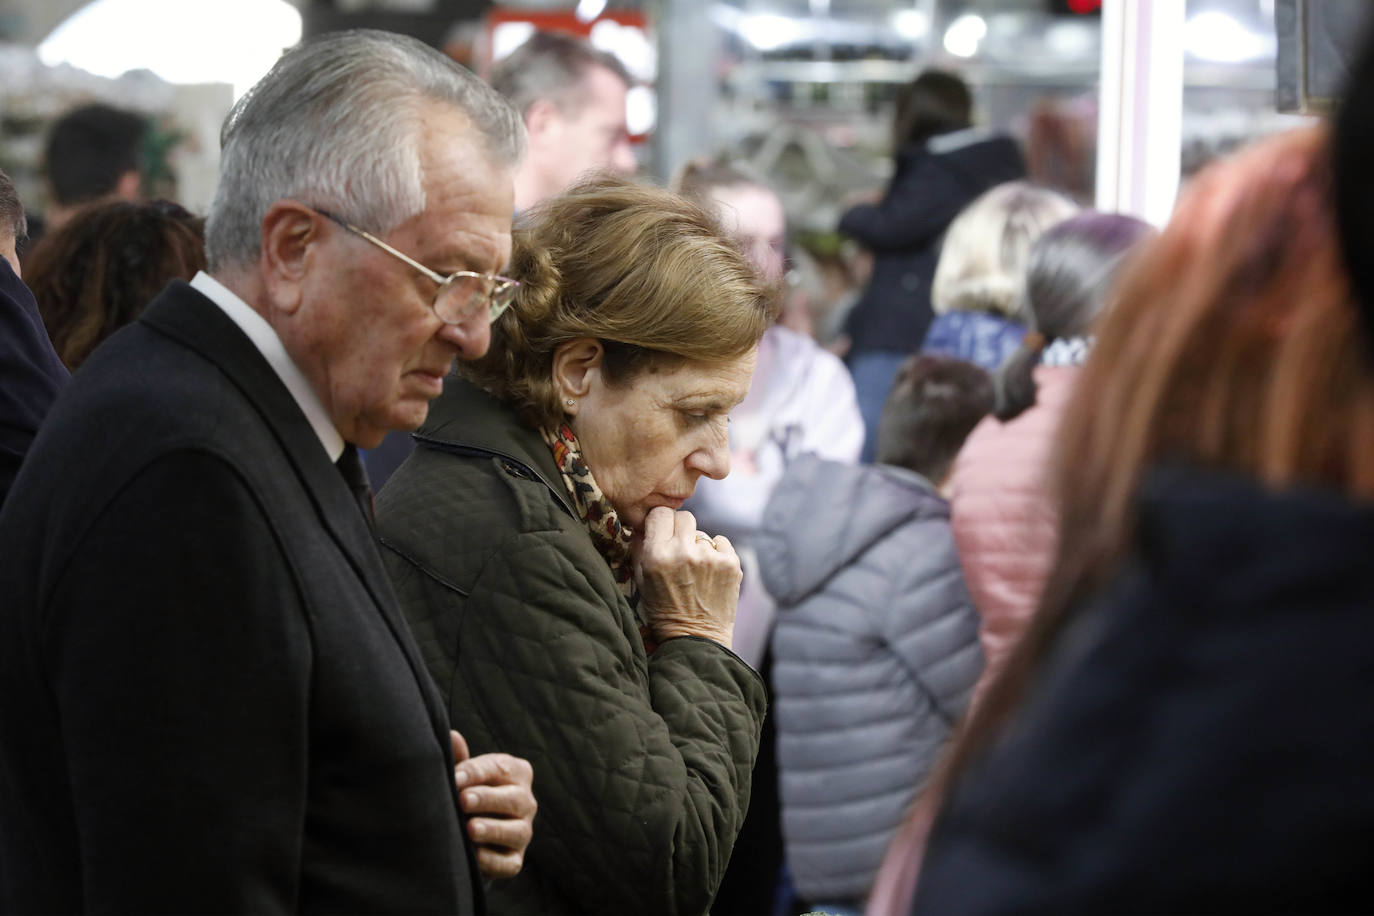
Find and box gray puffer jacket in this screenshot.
[756,455,983,902]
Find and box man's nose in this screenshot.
[438,315,492,362]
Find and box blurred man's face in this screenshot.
[541,65,634,194]
[711,184,786,285]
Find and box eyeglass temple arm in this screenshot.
[316,208,448,286]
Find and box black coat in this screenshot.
[0,282,480,913]
[915,467,1374,914]
[840,130,1025,354]
[0,256,67,508]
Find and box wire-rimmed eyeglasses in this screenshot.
[310,206,518,325]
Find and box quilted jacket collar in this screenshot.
[415,376,574,517]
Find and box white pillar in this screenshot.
[1095,0,1186,226]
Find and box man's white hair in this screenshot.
[205,29,524,271]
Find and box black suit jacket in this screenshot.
[0,282,480,913]
[0,256,67,508]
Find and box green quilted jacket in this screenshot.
[375,378,767,915]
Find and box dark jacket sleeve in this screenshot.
[393,526,767,915]
[838,155,976,253]
[0,258,67,508]
[44,450,309,912]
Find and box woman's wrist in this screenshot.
[652,624,733,649]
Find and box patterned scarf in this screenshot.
[541,422,637,601]
[542,423,660,653]
[1040,335,1094,367]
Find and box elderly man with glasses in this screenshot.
[0,30,535,913]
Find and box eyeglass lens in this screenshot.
[434,275,518,325]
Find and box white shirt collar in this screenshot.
[191,271,345,463]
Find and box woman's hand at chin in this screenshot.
[633,506,741,649]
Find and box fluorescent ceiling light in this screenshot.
[739,13,806,52]
[39,0,301,99]
[575,0,608,24]
[943,13,987,58]
[1183,11,1275,63]
[891,9,930,41]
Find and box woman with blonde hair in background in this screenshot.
[920,180,1077,370]
[915,125,1374,912]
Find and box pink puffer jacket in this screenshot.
[949,365,1078,700]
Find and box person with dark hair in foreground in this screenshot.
[916,125,1374,913]
[757,354,988,916]
[27,199,206,370]
[0,30,534,912]
[0,166,67,509]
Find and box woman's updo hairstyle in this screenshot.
[460,173,778,429]
[994,211,1154,420]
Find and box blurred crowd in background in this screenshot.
[2,1,1374,914]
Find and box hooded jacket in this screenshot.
[917,466,1374,912]
[755,455,983,901]
[840,130,1026,355]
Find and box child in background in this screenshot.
[757,354,989,916]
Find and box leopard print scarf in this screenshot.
[541,422,636,601]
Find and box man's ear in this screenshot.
[523,98,562,143]
[258,200,321,316]
[114,169,141,202]
[550,338,604,412]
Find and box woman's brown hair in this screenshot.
[936,124,1374,792]
[27,199,205,370]
[460,174,778,429]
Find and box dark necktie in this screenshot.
[336,443,374,530]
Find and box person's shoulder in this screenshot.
[926,129,1027,184]
[59,321,250,452]
[378,442,604,592]
[926,127,1015,157]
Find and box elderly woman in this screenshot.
[376,176,774,915]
